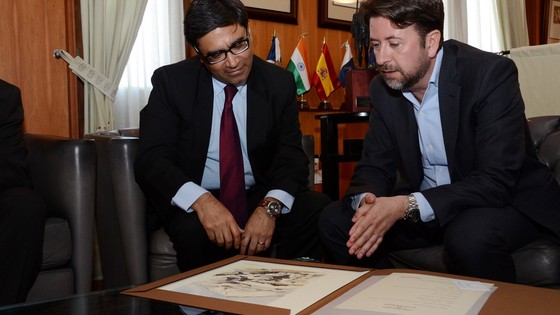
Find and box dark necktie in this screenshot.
[220,85,247,226]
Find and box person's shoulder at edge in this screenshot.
[0,78,20,99]
[0,79,23,121]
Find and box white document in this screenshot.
[333,273,494,315]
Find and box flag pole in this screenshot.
[297,33,310,111]
[298,94,309,111]
[297,34,310,110]
[294,33,310,111]
[318,37,333,111]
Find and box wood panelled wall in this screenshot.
[526,0,549,45]
[246,1,369,155]
[0,0,81,138]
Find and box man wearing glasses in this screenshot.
[135,0,331,271]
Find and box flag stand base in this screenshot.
[318,100,333,111]
[297,98,310,111]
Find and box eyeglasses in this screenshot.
[196,38,250,65]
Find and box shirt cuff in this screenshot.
[265,189,294,214]
[171,182,209,213]
[172,185,295,214]
[350,193,367,211]
[412,192,436,222]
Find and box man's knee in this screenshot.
[318,200,354,243]
[318,201,339,231]
[294,190,332,211]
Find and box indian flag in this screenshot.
[286,37,311,95]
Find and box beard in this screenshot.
[378,50,431,91]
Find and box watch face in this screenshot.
[406,209,420,222]
[266,202,281,217]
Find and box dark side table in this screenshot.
[315,112,370,200]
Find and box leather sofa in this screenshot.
[89,130,316,285]
[23,134,96,301]
[389,115,560,288]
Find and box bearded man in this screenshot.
[318,0,560,283]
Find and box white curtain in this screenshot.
[465,0,503,52]
[443,0,468,43]
[495,0,530,50]
[444,0,529,53]
[80,0,148,134]
[113,0,186,129]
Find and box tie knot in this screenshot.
[224,85,238,104]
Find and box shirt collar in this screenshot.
[212,78,247,96]
[402,48,444,108]
[431,48,444,88]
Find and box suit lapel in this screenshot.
[392,98,424,187]
[438,44,461,177]
[192,67,214,181]
[438,81,460,176]
[246,59,269,152]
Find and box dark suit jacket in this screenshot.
[348,40,560,238]
[135,56,309,217]
[0,79,31,191]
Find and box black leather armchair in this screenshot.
[90,131,317,285]
[23,134,96,301]
[389,116,560,288]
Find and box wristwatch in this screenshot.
[403,194,421,222]
[257,199,282,218]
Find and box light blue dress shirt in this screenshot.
[402,49,448,222]
[171,78,294,213]
[353,49,448,222]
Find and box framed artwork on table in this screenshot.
[318,0,362,31]
[241,0,298,25]
[544,0,560,43]
[123,255,371,315]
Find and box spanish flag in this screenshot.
[312,40,341,101]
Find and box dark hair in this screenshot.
[184,0,249,49]
[360,0,444,49]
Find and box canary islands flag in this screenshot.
[312,41,341,101]
[339,40,355,87]
[286,37,312,95]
